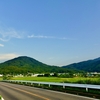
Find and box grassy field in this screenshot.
[0,77,3,81]
[0,76,99,84]
[11,77,100,84]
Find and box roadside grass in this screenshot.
[12,77,64,82]
[0,77,3,81]
[12,77,100,84]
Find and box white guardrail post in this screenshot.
[85,84,88,92]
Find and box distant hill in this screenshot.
[0,56,76,74]
[1,56,99,74]
[62,57,100,72]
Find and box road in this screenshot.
[0,82,98,100]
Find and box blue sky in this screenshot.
[0,0,100,66]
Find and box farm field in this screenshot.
[0,77,3,81]
[11,77,100,84]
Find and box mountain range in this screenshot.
[0,56,100,74]
[62,57,100,72]
[0,56,76,74]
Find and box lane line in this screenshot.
[1,84,50,100]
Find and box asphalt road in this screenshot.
[0,82,98,100]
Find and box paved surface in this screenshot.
[0,82,98,100]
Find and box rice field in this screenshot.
[11,77,100,84]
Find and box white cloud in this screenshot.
[28,34,73,40]
[0,26,74,42]
[0,28,23,41]
[0,53,20,61]
[28,35,55,39]
[0,25,74,41]
[0,38,8,42]
[0,44,4,47]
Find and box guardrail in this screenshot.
[3,80,100,92]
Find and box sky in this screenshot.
[0,0,100,66]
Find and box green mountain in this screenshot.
[0,56,76,74]
[1,56,99,74]
[63,57,100,72]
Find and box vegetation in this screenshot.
[63,57,100,72]
[0,56,100,99]
[0,56,80,74]
[0,56,100,85]
[0,56,100,75]
[0,77,2,81]
[10,76,100,85]
[2,75,13,80]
